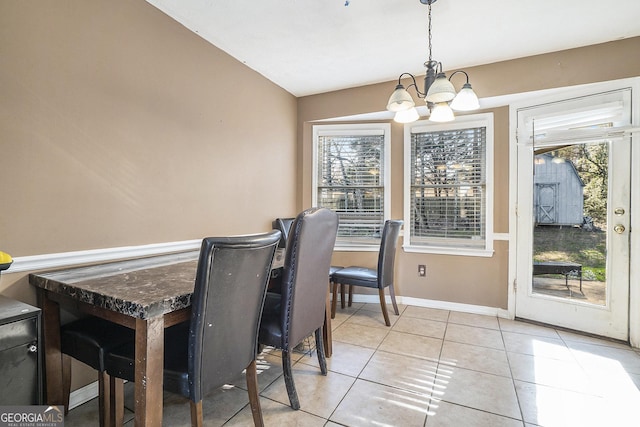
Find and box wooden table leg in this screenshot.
[134,316,164,427]
[323,287,332,358]
[37,288,64,406]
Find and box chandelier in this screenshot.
[386,0,480,123]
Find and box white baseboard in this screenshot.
[350,294,511,319]
[69,381,99,410]
[69,380,132,411]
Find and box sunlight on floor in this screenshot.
[532,339,640,427]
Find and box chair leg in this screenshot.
[98,371,111,427]
[108,376,125,427]
[62,354,72,415]
[323,287,332,357]
[378,288,391,326]
[314,328,327,375]
[281,349,300,410]
[348,285,353,307]
[245,360,264,427]
[331,282,338,319]
[190,400,204,427]
[340,284,346,309]
[388,284,399,315]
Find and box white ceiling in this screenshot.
[146,0,640,97]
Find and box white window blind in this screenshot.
[313,124,390,246]
[517,89,634,149]
[404,114,493,255]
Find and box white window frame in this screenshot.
[312,123,391,251]
[403,113,494,257]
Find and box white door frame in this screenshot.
[507,77,640,347]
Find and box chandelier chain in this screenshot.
[427,2,432,63]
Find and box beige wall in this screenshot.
[298,37,640,310]
[1,0,638,394]
[0,1,298,300]
[1,0,298,392]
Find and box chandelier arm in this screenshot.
[397,73,426,98]
[448,70,470,84]
[397,72,418,86]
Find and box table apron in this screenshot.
[43,290,191,329]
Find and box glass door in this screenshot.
[515,89,632,340]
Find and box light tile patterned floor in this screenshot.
[65,302,640,426]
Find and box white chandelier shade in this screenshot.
[386,0,479,123]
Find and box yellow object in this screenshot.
[0,252,12,263]
[0,251,13,271]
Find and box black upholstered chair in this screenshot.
[272,216,340,358]
[260,208,338,410]
[269,218,294,296]
[60,317,134,426]
[331,220,403,326]
[105,231,281,427]
[272,217,295,248]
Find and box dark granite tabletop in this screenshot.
[29,251,200,319]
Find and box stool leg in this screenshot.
[108,376,125,427]
[62,355,72,415]
[331,282,338,319]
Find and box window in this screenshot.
[313,124,391,249]
[404,113,494,256]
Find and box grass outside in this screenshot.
[533,226,606,281]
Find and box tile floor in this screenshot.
[65,302,640,426]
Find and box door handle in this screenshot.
[614,224,625,234]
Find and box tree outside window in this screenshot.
[313,124,390,247]
[405,114,493,255]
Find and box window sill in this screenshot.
[402,245,494,257]
[334,244,380,252]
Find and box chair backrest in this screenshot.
[272,217,295,248]
[377,220,403,288]
[280,208,338,349]
[188,230,281,401]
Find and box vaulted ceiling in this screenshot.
[146,0,640,97]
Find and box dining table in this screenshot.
[28,246,332,426]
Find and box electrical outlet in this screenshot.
[418,264,426,277]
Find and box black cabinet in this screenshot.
[0,295,42,405]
